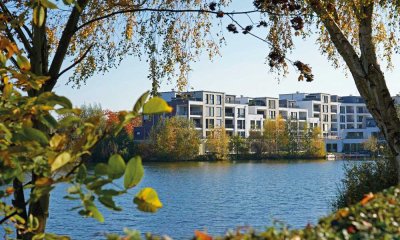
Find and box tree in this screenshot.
[310,127,326,158]
[147,117,200,161]
[285,118,299,155]
[247,1,400,180]
[206,127,230,160]
[229,134,248,158]
[364,136,379,157]
[248,130,267,156]
[263,118,278,154]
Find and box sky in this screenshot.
[56,1,400,111]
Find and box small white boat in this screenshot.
[326,153,336,161]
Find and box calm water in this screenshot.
[46,160,345,239]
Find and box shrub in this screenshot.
[333,158,397,210]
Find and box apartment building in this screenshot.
[279,92,340,138]
[134,90,390,154]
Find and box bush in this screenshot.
[333,158,397,210]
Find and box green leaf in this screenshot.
[133,91,150,113]
[142,97,173,114]
[94,163,108,176]
[87,179,111,190]
[20,127,49,146]
[62,0,74,5]
[98,196,122,211]
[133,188,163,213]
[38,114,58,129]
[123,156,144,189]
[51,152,71,172]
[107,154,126,179]
[16,55,31,71]
[58,115,80,127]
[84,201,104,222]
[76,164,87,183]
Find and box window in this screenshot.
[209,94,215,104]
[291,112,298,120]
[357,116,363,122]
[216,107,222,117]
[250,120,256,129]
[340,124,346,129]
[206,107,214,117]
[268,100,276,109]
[237,108,245,118]
[323,96,329,103]
[270,111,276,119]
[323,105,329,113]
[237,120,245,129]
[216,95,222,105]
[206,119,214,129]
[256,120,262,129]
[357,124,363,129]
[340,106,345,114]
[323,114,329,122]
[205,94,209,104]
[216,119,222,127]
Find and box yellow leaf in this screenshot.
[142,97,173,114]
[16,55,31,71]
[51,152,71,172]
[33,6,45,27]
[134,187,163,213]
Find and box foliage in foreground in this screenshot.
[333,159,397,210]
[0,39,170,238]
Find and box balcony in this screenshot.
[190,111,202,116]
[225,124,234,129]
[225,112,234,117]
[237,114,245,118]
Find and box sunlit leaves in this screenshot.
[133,91,150,114]
[124,156,144,189]
[133,188,162,213]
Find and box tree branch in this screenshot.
[45,0,89,92]
[75,8,287,33]
[58,45,93,78]
[0,2,32,55]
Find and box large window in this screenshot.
[206,119,214,129]
[206,107,214,117]
[216,95,222,105]
[237,108,245,118]
[216,107,222,117]
[268,100,276,109]
[209,94,215,104]
[237,120,245,129]
[269,111,276,119]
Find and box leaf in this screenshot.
[38,114,58,129]
[35,177,54,187]
[133,187,163,213]
[123,156,144,189]
[87,179,111,190]
[133,91,150,113]
[85,201,104,222]
[33,6,45,27]
[194,230,213,240]
[20,127,49,146]
[16,55,31,71]
[98,196,122,211]
[49,134,65,150]
[142,97,173,114]
[51,152,71,172]
[107,154,126,179]
[76,164,87,183]
[94,163,109,176]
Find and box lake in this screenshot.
[46,160,347,239]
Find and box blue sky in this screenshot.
[56,1,400,111]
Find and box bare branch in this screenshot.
[58,45,93,78]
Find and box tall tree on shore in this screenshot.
[249,0,400,180]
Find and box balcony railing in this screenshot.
[225,112,234,117]
[225,124,234,129]
[237,114,245,118]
